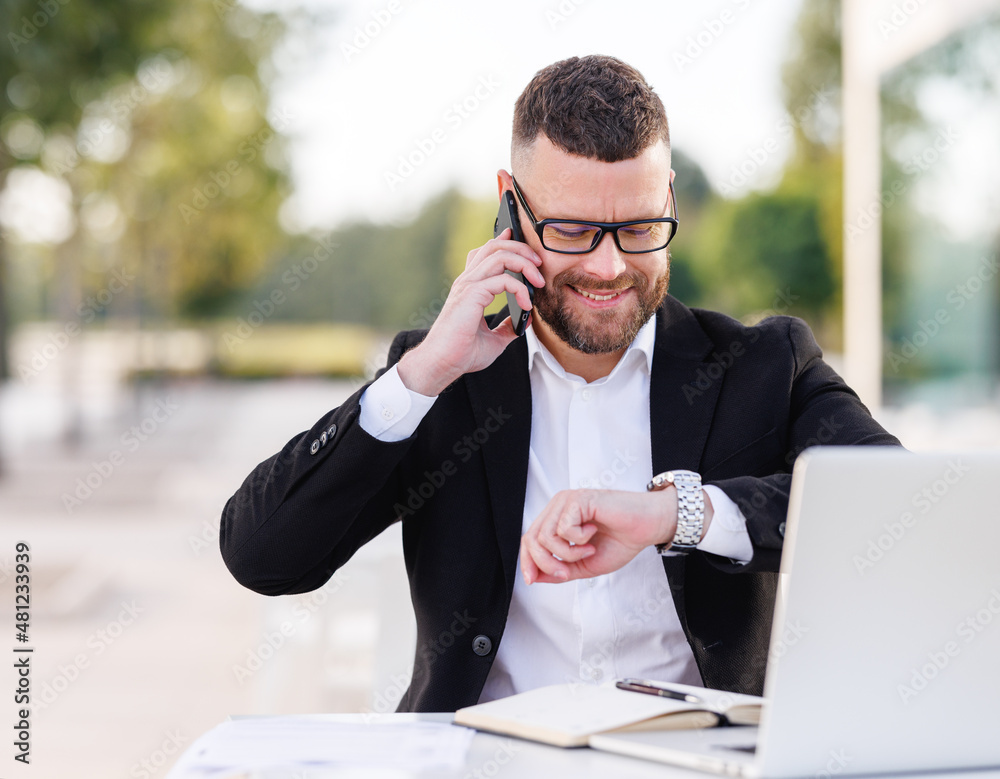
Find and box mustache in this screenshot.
[555,270,647,292]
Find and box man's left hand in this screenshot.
[519,488,713,584]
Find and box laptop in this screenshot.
[590,447,1000,777]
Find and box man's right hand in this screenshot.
[396,228,544,396]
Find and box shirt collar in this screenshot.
[525,313,657,381]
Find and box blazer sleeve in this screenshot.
[219,329,426,595]
[704,317,902,573]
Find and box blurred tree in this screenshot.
[237,188,487,331]
[667,148,712,305]
[0,0,292,342]
[682,0,841,338]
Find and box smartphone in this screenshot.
[493,190,535,336]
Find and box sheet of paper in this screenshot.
[166,716,475,777]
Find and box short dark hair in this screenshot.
[512,55,670,168]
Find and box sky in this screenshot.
[257,0,806,232]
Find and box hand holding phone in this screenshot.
[494,190,535,336]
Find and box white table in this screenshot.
[171,713,1000,779]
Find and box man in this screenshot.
[220,55,899,712]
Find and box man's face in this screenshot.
[513,136,673,355]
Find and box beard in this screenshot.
[531,258,670,355]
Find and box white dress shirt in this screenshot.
[358,316,753,702]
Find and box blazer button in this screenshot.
[309,439,321,455]
[320,431,328,446]
[327,424,337,439]
[471,635,492,656]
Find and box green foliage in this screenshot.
[1,0,291,328]
[234,188,483,331]
[693,191,833,323]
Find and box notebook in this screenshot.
[454,680,761,747]
[589,447,1000,777]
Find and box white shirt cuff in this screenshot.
[358,364,437,442]
[696,485,754,564]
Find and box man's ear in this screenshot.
[497,169,514,199]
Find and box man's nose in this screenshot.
[578,231,627,281]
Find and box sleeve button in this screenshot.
[309,439,321,455]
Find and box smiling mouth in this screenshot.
[571,286,629,302]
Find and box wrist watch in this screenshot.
[647,469,704,556]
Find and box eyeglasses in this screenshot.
[510,177,678,255]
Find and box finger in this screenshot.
[468,270,535,313]
[537,521,594,561]
[520,539,540,585]
[465,241,544,286]
[464,250,545,292]
[557,519,599,547]
[521,533,570,581]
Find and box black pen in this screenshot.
[615,678,704,704]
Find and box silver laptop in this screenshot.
[590,447,1000,777]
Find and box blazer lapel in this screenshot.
[464,332,532,600]
[648,296,727,626]
[649,296,725,475]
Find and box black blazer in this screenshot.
[220,296,900,711]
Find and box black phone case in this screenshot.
[493,190,535,336]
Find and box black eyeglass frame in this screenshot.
[509,177,679,255]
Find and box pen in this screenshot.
[615,678,704,704]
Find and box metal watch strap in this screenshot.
[646,469,704,556]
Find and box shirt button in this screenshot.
[581,389,593,402]
[381,407,394,421]
[590,668,604,681]
[587,578,597,588]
